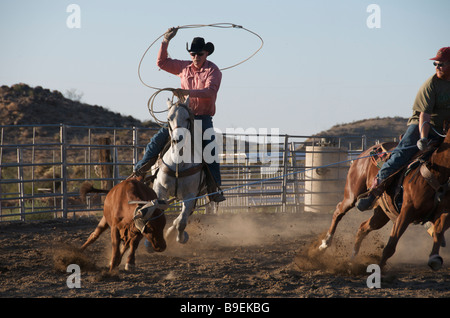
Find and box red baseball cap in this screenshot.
[430,47,450,62]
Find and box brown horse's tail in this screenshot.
[80,181,110,203]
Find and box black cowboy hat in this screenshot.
[186,37,214,56]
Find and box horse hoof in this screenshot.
[177,231,189,244]
[318,240,328,251]
[319,233,332,251]
[125,263,135,271]
[428,254,443,271]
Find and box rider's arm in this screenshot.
[156,41,189,75]
[419,112,431,139]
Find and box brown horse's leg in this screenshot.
[352,206,389,258]
[319,195,358,251]
[319,155,376,251]
[379,206,414,268]
[81,216,109,251]
[110,226,122,271]
[428,211,450,270]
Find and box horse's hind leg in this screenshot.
[81,216,109,251]
[352,206,389,258]
[319,195,356,251]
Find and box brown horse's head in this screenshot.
[142,208,166,252]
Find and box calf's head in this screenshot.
[142,208,166,252]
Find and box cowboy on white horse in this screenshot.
[135,27,225,203]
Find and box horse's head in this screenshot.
[167,98,193,145]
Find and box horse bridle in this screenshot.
[166,102,196,197]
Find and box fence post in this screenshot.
[17,148,25,221]
[99,137,113,190]
[290,141,300,207]
[281,135,289,212]
[132,126,138,167]
[60,124,68,218]
[362,135,367,151]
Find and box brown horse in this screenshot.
[80,177,167,271]
[319,131,450,271]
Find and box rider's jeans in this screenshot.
[376,124,439,181]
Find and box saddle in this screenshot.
[373,140,447,222]
[369,142,398,169]
[141,140,219,204]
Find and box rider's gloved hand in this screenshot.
[417,138,428,151]
[163,27,178,42]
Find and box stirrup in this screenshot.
[355,179,385,211]
[208,190,226,203]
[356,193,377,212]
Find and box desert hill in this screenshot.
[314,117,408,138]
[307,116,408,149]
[0,83,157,129]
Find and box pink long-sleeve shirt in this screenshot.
[156,41,222,116]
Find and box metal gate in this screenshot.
[0,124,399,221]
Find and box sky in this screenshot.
[1,0,449,136]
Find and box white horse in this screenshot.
[152,98,207,244]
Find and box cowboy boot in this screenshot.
[204,166,226,203]
[355,177,386,211]
[208,188,226,203]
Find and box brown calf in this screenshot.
[80,178,166,271]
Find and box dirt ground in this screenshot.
[1,209,450,299]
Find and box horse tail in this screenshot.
[80,181,110,203]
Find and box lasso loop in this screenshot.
[138,23,264,124]
[146,88,173,126]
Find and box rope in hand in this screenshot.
[137,23,264,90]
[137,23,264,124]
[147,88,186,126]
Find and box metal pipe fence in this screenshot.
[0,124,400,221]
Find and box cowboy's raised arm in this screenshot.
[156,27,189,75]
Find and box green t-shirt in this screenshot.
[407,74,450,132]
